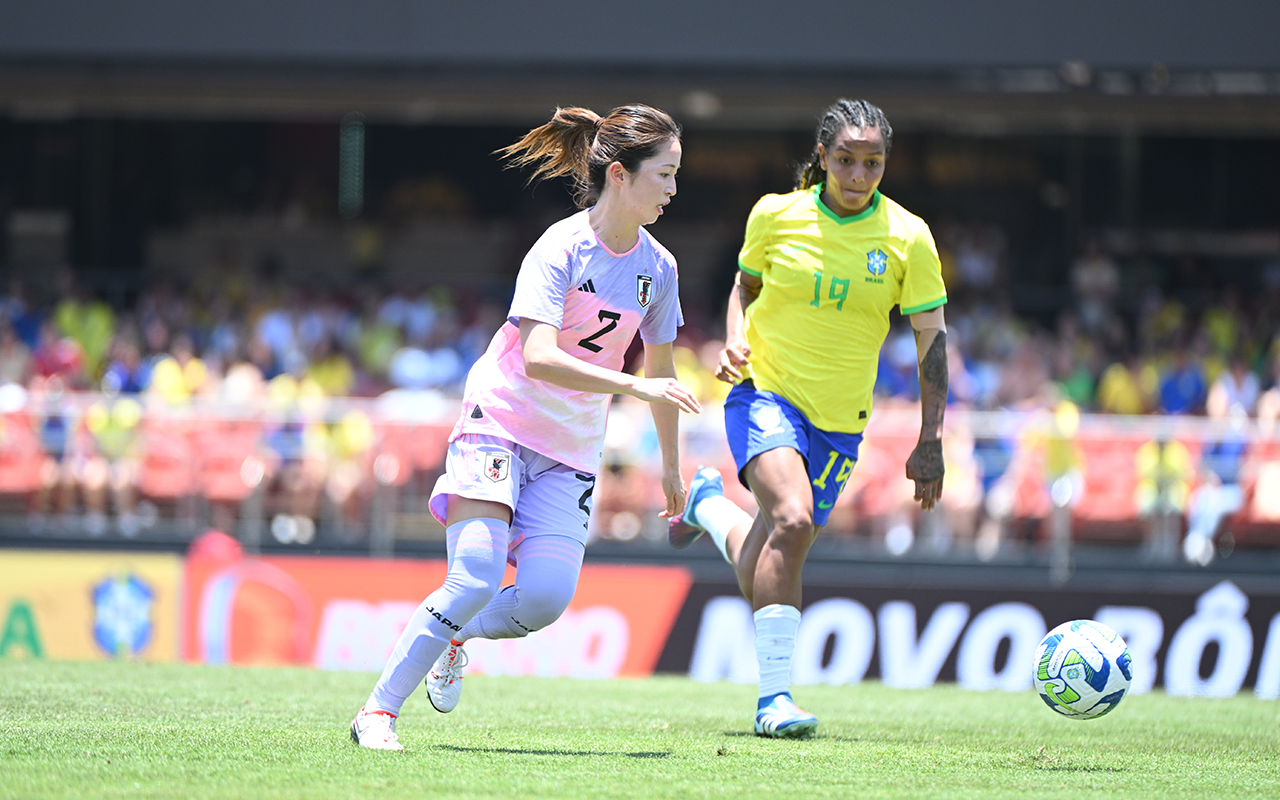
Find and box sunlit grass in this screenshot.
[2,660,1277,799]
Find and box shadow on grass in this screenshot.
[436,745,669,759]
[720,731,840,741]
[1029,765,1128,773]
[1025,746,1127,772]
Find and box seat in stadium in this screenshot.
[200,434,266,505]
[0,413,45,512]
[407,423,451,474]
[136,423,200,528]
[1226,439,1280,548]
[1066,436,1145,543]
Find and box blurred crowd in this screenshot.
[3,223,1280,560]
[6,230,1279,422]
[876,223,1280,422]
[0,265,506,542]
[858,223,1280,564]
[0,267,506,403]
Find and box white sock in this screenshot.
[456,585,522,641]
[755,604,801,701]
[457,534,585,642]
[366,517,508,714]
[695,495,752,565]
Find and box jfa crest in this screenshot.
[484,453,510,482]
[636,274,653,308]
[867,249,888,277]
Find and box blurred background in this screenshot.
[2,1,1280,573]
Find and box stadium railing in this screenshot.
[0,390,1276,566]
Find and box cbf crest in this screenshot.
[636,274,654,308]
[867,249,888,277]
[484,452,511,482]
[92,574,154,657]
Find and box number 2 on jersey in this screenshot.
[578,310,622,353]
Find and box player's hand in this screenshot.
[715,339,751,384]
[632,377,701,414]
[905,438,945,511]
[658,466,687,518]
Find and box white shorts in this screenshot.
[429,433,596,551]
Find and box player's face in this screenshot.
[817,126,886,216]
[621,138,681,225]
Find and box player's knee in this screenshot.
[513,584,576,632]
[441,555,505,601]
[768,510,816,555]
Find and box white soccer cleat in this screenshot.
[754,694,817,739]
[426,639,468,713]
[350,706,403,751]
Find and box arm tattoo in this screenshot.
[905,329,948,489]
[912,438,945,483]
[918,331,948,439]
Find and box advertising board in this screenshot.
[660,578,1280,698]
[8,543,1277,702]
[182,549,693,678]
[0,549,182,661]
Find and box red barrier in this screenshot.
[182,545,693,677]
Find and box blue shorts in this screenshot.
[724,380,863,527]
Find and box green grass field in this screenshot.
[2,660,1277,799]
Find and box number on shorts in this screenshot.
[577,310,621,353]
[812,449,856,492]
[575,473,595,527]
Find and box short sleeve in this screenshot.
[899,224,947,316]
[507,238,574,329]
[737,195,776,277]
[639,252,684,346]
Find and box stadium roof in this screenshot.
[4,0,1280,134]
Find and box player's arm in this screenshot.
[642,340,688,518]
[906,306,947,510]
[715,270,762,384]
[519,318,700,413]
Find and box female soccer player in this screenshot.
[668,98,948,738]
[352,104,700,750]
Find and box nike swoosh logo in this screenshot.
[818,500,834,509]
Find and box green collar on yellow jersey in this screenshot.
[813,183,881,225]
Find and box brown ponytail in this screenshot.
[499,104,681,208]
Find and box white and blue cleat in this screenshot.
[667,466,724,549]
[754,694,817,739]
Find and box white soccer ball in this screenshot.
[1033,619,1132,720]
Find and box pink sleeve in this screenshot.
[508,238,576,329]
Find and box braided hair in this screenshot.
[795,99,893,191]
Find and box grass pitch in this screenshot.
[2,660,1277,799]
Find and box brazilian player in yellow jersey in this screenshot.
[737,180,945,434]
[668,99,948,738]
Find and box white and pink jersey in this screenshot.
[451,210,683,472]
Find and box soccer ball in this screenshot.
[1033,619,1132,720]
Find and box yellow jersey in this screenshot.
[737,185,946,433]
